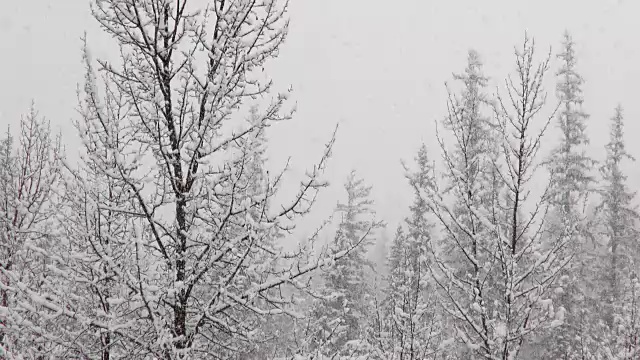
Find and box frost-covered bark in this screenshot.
[0,105,61,358]
[3,1,359,358]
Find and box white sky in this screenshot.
[1,0,639,236]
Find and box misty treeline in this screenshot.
[0,1,638,359]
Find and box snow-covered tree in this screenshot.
[437,49,497,302]
[3,1,363,358]
[430,49,497,357]
[420,35,571,359]
[539,31,600,359]
[308,170,384,358]
[369,144,441,359]
[53,82,139,358]
[595,105,640,358]
[369,144,442,360]
[0,105,61,358]
[547,31,595,216]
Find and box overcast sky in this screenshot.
[2,0,639,235]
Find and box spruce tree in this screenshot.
[373,144,441,359]
[543,31,599,359]
[310,171,384,357]
[597,105,640,357]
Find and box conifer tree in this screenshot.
[377,144,441,359]
[433,49,498,357]
[542,31,599,359]
[597,105,640,358]
[309,170,384,358]
[548,32,595,215]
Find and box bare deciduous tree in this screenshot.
[0,105,61,358]
[419,35,571,359]
[3,1,362,358]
